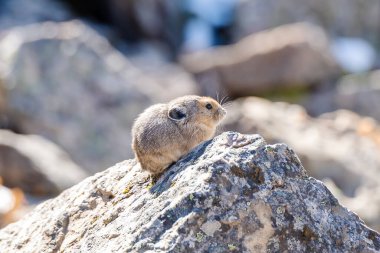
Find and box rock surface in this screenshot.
[181,23,340,97]
[0,20,195,172]
[0,129,87,196]
[0,0,71,31]
[124,42,199,102]
[306,70,380,121]
[0,132,379,252]
[234,0,380,47]
[61,0,182,49]
[223,97,380,231]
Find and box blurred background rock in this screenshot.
[0,0,379,231]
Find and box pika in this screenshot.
[132,95,227,175]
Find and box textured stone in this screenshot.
[223,97,380,231]
[0,20,194,173]
[234,0,380,47]
[60,0,182,49]
[0,132,378,252]
[0,0,71,31]
[125,42,199,102]
[0,129,87,196]
[306,70,380,122]
[181,23,340,97]
[108,0,181,46]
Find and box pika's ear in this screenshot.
[168,106,187,121]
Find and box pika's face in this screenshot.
[197,97,227,124]
[168,96,226,127]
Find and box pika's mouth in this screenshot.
[220,107,227,117]
[214,107,227,121]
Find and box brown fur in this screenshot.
[131,95,226,175]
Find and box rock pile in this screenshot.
[0,132,378,252]
[0,129,87,196]
[0,0,71,31]
[0,20,195,173]
[234,0,380,46]
[306,70,380,121]
[181,23,340,97]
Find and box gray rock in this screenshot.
[181,23,340,97]
[0,129,88,195]
[223,97,380,231]
[54,0,182,49]
[234,0,380,47]
[107,0,182,49]
[0,20,194,173]
[0,132,378,252]
[123,42,199,101]
[306,71,380,122]
[0,0,71,31]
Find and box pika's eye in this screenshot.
[206,103,213,110]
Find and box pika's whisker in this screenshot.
[222,100,233,107]
[221,96,230,105]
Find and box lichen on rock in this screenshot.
[0,132,378,252]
